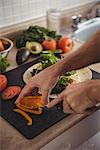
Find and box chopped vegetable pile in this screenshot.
[41,51,60,69]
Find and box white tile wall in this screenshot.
[0,0,96,28]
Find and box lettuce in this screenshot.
[0,55,9,73]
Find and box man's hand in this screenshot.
[15,31,100,107]
[47,80,100,113]
[15,65,60,105]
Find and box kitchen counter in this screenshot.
[0,40,100,150]
[1,111,99,150]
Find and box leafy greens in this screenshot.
[0,55,9,73]
[16,26,62,48]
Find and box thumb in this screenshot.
[15,84,36,104]
[42,89,50,105]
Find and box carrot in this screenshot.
[13,108,32,126]
[0,40,4,51]
[16,103,43,115]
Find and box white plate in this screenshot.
[89,62,100,73]
[23,64,92,98]
[76,67,92,82]
[23,62,42,84]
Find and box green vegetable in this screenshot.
[65,70,76,76]
[16,26,62,48]
[26,41,43,54]
[51,76,70,94]
[28,49,76,94]
[40,51,59,69]
[0,55,9,73]
[40,51,76,94]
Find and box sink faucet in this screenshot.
[96,8,100,17]
[71,14,82,31]
[71,1,100,31]
[86,1,100,20]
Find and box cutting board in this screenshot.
[0,58,67,139]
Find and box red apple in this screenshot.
[42,39,57,50]
[58,37,73,53]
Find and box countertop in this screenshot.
[0,40,100,150]
[1,113,96,150]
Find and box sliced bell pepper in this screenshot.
[13,108,32,126]
[16,103,43,115]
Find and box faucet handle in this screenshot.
[77,14,82,22]
[71,14,82,31]
[96,8,100,17]
[72,15,79,25]
[72,14,82,25]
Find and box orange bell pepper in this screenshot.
[16,103,43,115]
[13,108,32,126]
[20,96,43,107]
[16,96,43,115]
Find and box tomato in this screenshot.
[42,39,57,50]
[58,37,73,53]
[0,74,7,92]
[2,86,21,100]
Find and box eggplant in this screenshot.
[16,47,30,65]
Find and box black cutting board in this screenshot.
[0,58,67,139]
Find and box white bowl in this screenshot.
[0,37,13,57]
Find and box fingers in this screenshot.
[47,92,64,108]
[15,84,36,104]
[63,100,74,114]
[42,89,50,105]
[47,92,74,114]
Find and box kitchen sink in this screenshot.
[73,17,100,42]
[40,109,100,150]
[72,17,100,75]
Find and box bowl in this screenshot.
[0,37,13,57]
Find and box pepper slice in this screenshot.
[19,96,43,107]
[16,103,43,115]
[16,96,43,115]
[13,108,32,126]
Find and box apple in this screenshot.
[58,37,73,53]
[42,39,57,50]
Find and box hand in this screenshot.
[15,65,60,105]
[47,80,99,113]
